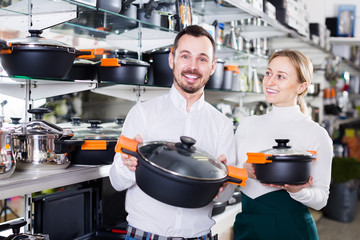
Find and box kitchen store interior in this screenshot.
[0,0,360,239]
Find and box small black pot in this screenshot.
[63,59,97,80]
[212,201,227,216]
[137,0,162,29]
[68,120,120,165]
[97,0,122,13]
[150,49,173,87]
[247,139,316,185]
[0,30,93,79]
[116,135,247,208]
[97,58,150,84]
[205,59,225,90]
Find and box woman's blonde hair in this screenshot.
[268,49,313,114]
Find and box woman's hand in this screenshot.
[263,176,313,193]
[121,134,142,171]
[244,162,257,179]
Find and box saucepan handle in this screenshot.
[226,166,248,187]
[246,152,273,164]
[115,135,141,159]
[0,39,12,54]
[75,49,95,59]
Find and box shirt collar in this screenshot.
[169,85,205,113]
[268,105,305,121]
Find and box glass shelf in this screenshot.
[0,75,97,100]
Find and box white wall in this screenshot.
[304,0,360,37]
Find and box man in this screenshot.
[109,25,236,240]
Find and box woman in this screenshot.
[234,50,333,240]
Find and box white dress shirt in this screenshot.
[235,105,333,210]
[109,85,236,238]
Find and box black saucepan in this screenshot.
[246,139,316,185]
[0,30,93,79]
[115,135,248,208]
[96,58,150,84]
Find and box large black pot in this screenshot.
[115,135,248,208]
[97,58,150,84]
[246,139,316,185]
[0,30,93,79]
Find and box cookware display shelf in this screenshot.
[0,165,111,200]
[93,83,265,104]
[0,77,97,100]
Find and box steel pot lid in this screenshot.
[137,136,228,180]
[8,30,73,49]
[72,120,120,140]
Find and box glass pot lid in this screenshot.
[259,139,316,161]
[137,136,228,180]
[72,120,120,140]
[8,30,73,48]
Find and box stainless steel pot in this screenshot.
[11,108,81,171]
[0,116,16,179]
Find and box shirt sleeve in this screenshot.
[213,119,237,203]
[109,152,136,191]
[289,127,333,210]
[109,103,146,191]
[234,118,248,168]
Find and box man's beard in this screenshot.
[173,71,210,94]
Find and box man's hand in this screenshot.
[121,134,142,171]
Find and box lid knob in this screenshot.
[28,108,51,120]
[71,117,81,126]
[28,29,43,37]
[273,139,291,149]
[10,117,21,124]
[88,120,102,129]
[180,136,196,149]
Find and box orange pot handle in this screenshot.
[76,49,95,59]
[307,150,317,160]
[246,152,273,164]
[115,135,139,154]
[227,166,248,187]
[81,140,107,150]
[100,58,121,67]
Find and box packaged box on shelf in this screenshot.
[252,0,263,12]
[264,1,277,20]
[288,15,298,31]
[332,44,351,60]
[326,17,338,37]
[310,22,327,48]
[287,0,298,14]
[325,29,332,51]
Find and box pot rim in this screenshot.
[137,140,229,181]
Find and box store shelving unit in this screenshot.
[1,0,359,236]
